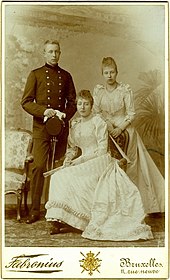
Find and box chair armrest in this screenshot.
[25,154,34,163]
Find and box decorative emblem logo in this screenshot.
[79,251,102,276]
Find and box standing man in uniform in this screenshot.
[21,40,77,224]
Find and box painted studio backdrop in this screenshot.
[4,4,165,193]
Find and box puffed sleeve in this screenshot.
[64,119,79,161]
[123,84,136,124]
[92,84,104,114]
[94,115,108,156]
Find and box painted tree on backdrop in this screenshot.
[133,70,165,175]
[5,35,39,129]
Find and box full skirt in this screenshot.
[126,128,165,213]
[45,154,153,241]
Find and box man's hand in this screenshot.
[55,110,66,120]
[44,108,56,119]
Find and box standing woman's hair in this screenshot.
[102,57,118,73]
[76,90,94,107]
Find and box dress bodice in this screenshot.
[68,115,108,157]
[93,83,135,127]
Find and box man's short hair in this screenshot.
[44,40,60,51]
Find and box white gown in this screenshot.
[45,115,153,241]
[93,83,165,213]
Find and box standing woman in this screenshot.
[93,57,164,214]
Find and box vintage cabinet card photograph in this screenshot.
[1,1,169,279]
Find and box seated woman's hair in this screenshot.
[76,90,94,107]
[102,57,118,73]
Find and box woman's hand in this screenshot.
[111,127,122,138]
[118,158,127,169]
[63,158,72,167]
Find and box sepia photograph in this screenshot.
[2,1,168,278]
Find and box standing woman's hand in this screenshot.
[111,127,122,138]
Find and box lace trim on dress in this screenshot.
[45,201,90,221]
[83,223,153,240]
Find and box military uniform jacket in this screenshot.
[21,63,77,139]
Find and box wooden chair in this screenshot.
[5,128,33,221]
[109,129,129,171]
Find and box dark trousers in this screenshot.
[30,129,68,216]
[30,138,50,216]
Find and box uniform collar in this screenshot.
[45,63,59,70]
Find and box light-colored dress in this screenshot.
[93,83,165,213]
[45,115,153,241]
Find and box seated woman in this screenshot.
[45,90,153,241]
